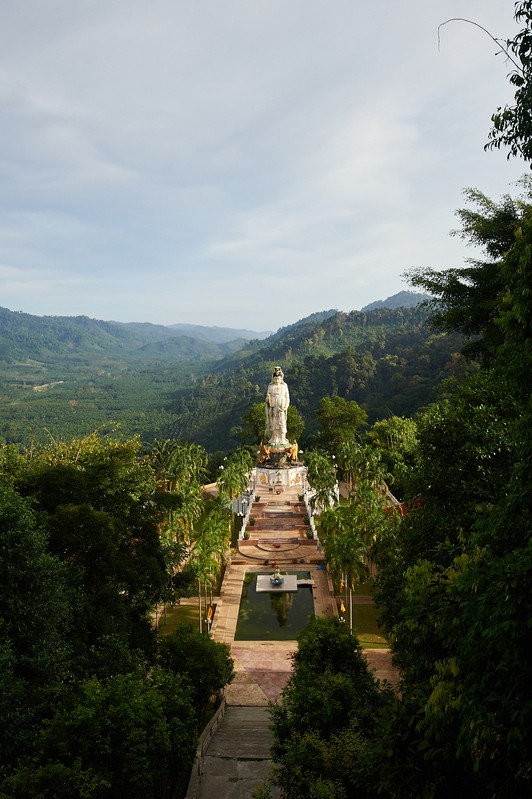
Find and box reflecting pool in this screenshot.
[234,571,315,641]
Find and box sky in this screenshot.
[0,1,527,333]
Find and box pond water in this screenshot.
[234,571,315,641]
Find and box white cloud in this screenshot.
[0,0,526,328]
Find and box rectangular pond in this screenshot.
[234,571,315,641]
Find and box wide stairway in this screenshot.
[188,706,280,798]
[236,486,321,564]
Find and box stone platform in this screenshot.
[256,573,298,592]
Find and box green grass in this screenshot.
[352,604,389,648]
[353,581,373,596]
[337,596,389,649]
[156,603,201,636]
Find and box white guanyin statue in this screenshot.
[265,366,290,447]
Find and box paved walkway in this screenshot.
[189,707,281,799]
[186,485,399,798]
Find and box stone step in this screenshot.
[192,706,282,798]
[254,520,307,526]
[252,512,307,519]
[250,510,306,520]
[256,538,301,545]
[240,539,317,550]
[207,707,273,758]
[248,518,308,526]
[253,501,305,510]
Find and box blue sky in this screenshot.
[0,0,526,332]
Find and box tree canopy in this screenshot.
[486,1,532,164]
[408,182,532,362]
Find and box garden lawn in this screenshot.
[157,603,201,636]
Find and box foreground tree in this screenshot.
[270,617,395,799]
[2,671,197,799]
[486,1,532,163]
[158,625,234,725]
[0,486,71,772]
[2,433,167,677]
[408,184,531,362]
[373,186,532,797]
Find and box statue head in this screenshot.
[272,365,284,380]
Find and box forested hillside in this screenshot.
[0,302,473,450]
[0,306,251,367]
[165,305,474,451]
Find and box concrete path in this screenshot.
[192,707,280,799]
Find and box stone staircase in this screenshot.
[186,705,281,799]
[237,489,321,564]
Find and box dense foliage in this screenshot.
[486,1,532,163]
[0,434,235,798]
[269,174,532,796]
[270,617,395,799]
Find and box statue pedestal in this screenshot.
[264,447,289,467]
[254,464,307,492]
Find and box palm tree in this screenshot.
[151,439,207,543]
[323,522,369,630]
[353,444,391,495]
[303,449,337,513]
[336,438,361,495]
[190,495,233,632]
[217,448,253,543]
[191,544,219,634]
[204,496,232,565]
[217,448,253,503]
[318,504,353,540]
[336,440,391,499]
[151,439,208,491]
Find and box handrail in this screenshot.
[184,695,228,799]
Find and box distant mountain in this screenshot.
[360,291,429,312]
[165,304,473,452]
[0,307,145,361]
[1,302,474,451]
[166,323,272,343]
[109,321,181,342]
[137,335,250,359]
[274,310,338,337]
[0,307,248,368]
[218,304,433,375]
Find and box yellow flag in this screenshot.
[340,602,346,613]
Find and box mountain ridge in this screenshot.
[0,291,424,359]
[0,292,472,450]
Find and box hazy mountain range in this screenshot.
[0,291,428,367]
[2,290,468,451]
